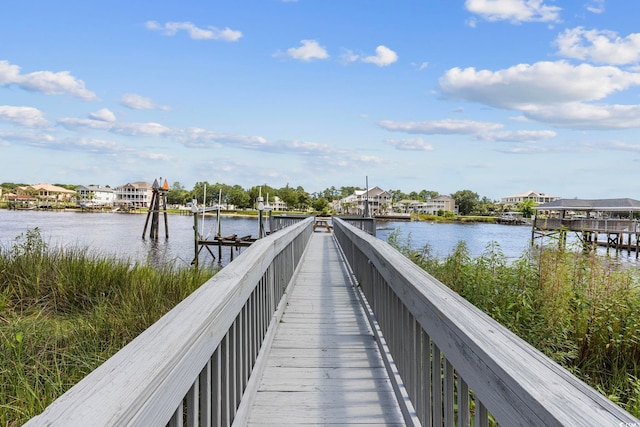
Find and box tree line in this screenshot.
[0,181,530,216]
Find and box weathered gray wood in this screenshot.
[333,217,640,426]
[246,233,405,425]
[24,217,314,427]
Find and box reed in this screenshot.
[387,229,640,417]
[0,228,217,425]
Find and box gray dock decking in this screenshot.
[246,232,405,425]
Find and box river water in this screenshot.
[0,210,634,267]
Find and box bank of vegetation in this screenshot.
[388,230,640,417]
[0,228,217,426]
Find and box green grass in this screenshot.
[387,229,640,417]
[0,228,217,426]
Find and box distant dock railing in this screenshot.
[268,214,309,233]
[332,217,638,426]
[26,217,314,427]
[535,217,640,233]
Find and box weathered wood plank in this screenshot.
[246,232,405,425]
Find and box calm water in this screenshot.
[376,220,533,260]
[0,210,261,267]
[1,210,635,267]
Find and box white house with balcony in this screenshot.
[501,190,560,206]
[407,195,457,215]
[76,185,116,207]
[115,182,152,208]
[335,186,392,216]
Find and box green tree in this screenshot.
[166,182,189,205]
[228,185,250,209]
[389,189,408,203]
[311,197,329,212]
[296,186,311,211]
[339,186,361,198]
[277,185,298,210]
[419,190,439,200]
[320,186,340,201]
[452,190,480,216]
[518,199,537,218]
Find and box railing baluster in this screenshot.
[422,331,432,427]
[229,319,237,418]
[212,348,221,427]
[221,333,230,427]
[186,377,198,427]
[475,400,488,427]
[458,376,470,427]
[444,358,454,427]
[199,360,211,427]
[432,344,443,426]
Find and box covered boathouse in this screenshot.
[533,198,640,254]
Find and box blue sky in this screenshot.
[1,0,640,200]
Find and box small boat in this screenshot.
[496,212,530,225]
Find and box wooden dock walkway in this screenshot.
[246,232,405,425]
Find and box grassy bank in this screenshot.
[387,229,640,417]
[0,228,217,426]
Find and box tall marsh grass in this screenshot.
[387,229,640,417]
[0,228,217,426]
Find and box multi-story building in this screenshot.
[501,190,560,205]
[266,196,288,211]
[115,182,152,208]
[336,186,392,216]
[16,183,76,202]
[403,195,457,215]
[76,185,116,207]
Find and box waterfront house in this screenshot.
[399,195,457,215]
[266,195,288,211]
[76,185,116,208]
[16,183,76,204]
[115,182,153,208]
[335,186,392,216]
[500,190,560,206]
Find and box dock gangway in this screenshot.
[25,217,639,426]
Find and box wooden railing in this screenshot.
[336,216,376,236]
[268,214,309,233]
[332,217,639,426]
[536,217,640,233]
[25,217,314,427]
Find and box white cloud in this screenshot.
[439,61,640,109]
[140,152,171,161]
[585,0,605,14]
[555,27,640,65]
[286,40,329,61]
[0,129,54,146]
[113,122,172,137]
[0,105,49,127]
[343,46,399,67]
[478,129,557,142]
[386,137,434,151]
[0,60,97,100]
[88,108,116,122]
[145,21,242,42]
[465,0,561,24]
[521,103,640,129]
[361,46,398,67]
[58,117,171,136]
[379,119,503,135]
[438,60,640,129]
[121,93,170,110]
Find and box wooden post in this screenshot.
[143,178,169,240]
[193,210,199,266]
